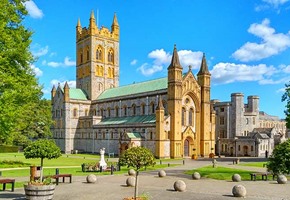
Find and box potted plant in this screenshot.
[119,146,155,200]
[23,139,61,200]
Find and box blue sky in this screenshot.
[23,0,290,119]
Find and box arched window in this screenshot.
[108,49,114,63]
[96,46,103,61]
[182,107,186,126]
[86,47,90,61]
[107,107,111,117]
[108,67,112,78]
[189,108,194,126]
[73,108,78,117]
[132,104,136,116]
[85,109,88,116]
[100,108,104,117]
[141,103,145,115]
[80,52,83,63]
[115,106,119,117]
[123,105,127,116]
[150,102,155,114]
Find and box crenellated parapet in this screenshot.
[76,11,119,42]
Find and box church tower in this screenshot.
[76,11,120,100]
[167,45,183,158]
[197,53,213,156]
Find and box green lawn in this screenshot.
[239,162,267,168]
[185,165,255,181]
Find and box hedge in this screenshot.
[0,145,19,153]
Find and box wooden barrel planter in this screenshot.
[24,184,56,200]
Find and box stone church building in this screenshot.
[51,12,216,159]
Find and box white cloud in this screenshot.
[232,19,290,62]
[280,64,290,73]
[276,87,286,93]
[137,49,203,76]
[31,44,48,57]
[46,57,76,68]
[24,0,44,19]
[137,63,163,76]
[50,80,76,88]
[259,77,289,85]
[210,62,277,84]
[263,0,289,7]
[130,59,137,65]
[64,57,76,66]
[30,64,43,77]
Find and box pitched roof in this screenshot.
[96,114,156,126]
[69,88,88,100]
[97,77,167,100]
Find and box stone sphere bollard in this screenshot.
[128,169,136,176]
[277,175,288,184]
[126,176,136,187]
[158,170,166,177]
[86,174,97,183]
[232,185,247,197]
[232,174,241,182]
[192,172,201,180]
[173,180,186,192]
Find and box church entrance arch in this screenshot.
[183,136,194,158]
[243,146,248,156]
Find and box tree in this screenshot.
[119,146,155,199]
[282,81,290,129]
[267,139,290,175]
[24,139,61,180]
[0,0,47,145]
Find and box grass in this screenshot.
[185,165,255,181]
[239,162,268,168]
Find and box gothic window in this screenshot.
[251,146,254,151]
[100,108,104,117]
[220,107,224,112]
[73,108,78,117]
[189,108,194,126]
[96,46,103,61]
[132,104,136,116]
[80,52,83,63]
[115,106,119,117]
[246,118,249,125]
[182,107,186,126]
[111,132,113,139]
[86,47,90,61]
[150,132,153,140]
[108,67,112,78]
[141,103,145,115]
[123,105,127,116]
[107,107,111,117]
[108,49,114,63]
[85,109,88,116]
[103,132,106,139]
[150,102,155,114]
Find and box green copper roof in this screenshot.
[69,88,87,100]
[97,77,167,100]
[127,132,142,139]
[96,115,156,126]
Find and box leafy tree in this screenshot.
[0,0,48,145]
[24,139,61,180]
[282,81,290,129]
[267,139,290,175]
[119,146,155,199]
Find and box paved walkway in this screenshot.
[1,158,289,200]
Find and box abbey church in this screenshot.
[51,11,216,158]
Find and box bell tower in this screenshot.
[76,11,120,100]
[167,45,183,158]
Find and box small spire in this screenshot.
[156,96,164,110]
[112,12,119,26]
[64,81,70,89]
[197,53,210,75]
[168,44,182,69]
[77,18,81,27]
[90,10,95,19]
[188,65,192,71]
[51,85,56,92]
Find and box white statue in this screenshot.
[99,148,107,170]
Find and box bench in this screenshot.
[0,179,15,192]
[51,174,72,185]
[250,172,269,181]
